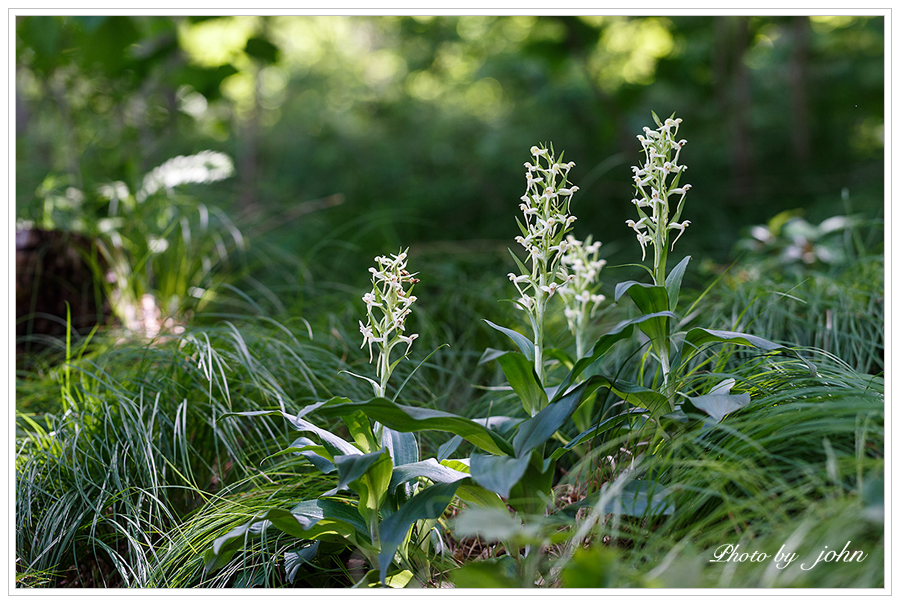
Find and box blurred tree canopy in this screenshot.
[16,15,883,267]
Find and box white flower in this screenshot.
[668,220,691,248]
[398,333,419,355]
[362,292,381,311]
[636,233,653,260]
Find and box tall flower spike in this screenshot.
[629,113,691,285]
[510,143,579,396]
[358,249,419,397]
[558,234,607,358]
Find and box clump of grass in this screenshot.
[147,457,339,588]
[555,352,883,588]
[15,313,374,586]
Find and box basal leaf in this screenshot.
[205,500,367,572]
[289,499,368,536]
[326,449,390,497]
[470,453,530,499]
[513,381,598,458]
[389,458,468,493]
[557,479,674,518]
[317,397,514,456]
[345,411,378,453]
[380,424,418,467]
[284,436,336,473]
[377,480,463,585]
[683,327,817,376]
[284,542,319,583]
[223,408,361,457]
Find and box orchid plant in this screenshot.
[357,250,419,398]
[507,144,579,387]
[207,126,818,589]
[206,251,489,588]
[612,112,815,417]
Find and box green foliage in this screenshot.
[15,17,884,588]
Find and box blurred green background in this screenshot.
[15,14,884,324]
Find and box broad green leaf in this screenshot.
[683,327,817,376]
[284,436,336,473]
[557,480,674,518]
[601,377,669,414]
[661,406,690,424]
[684,327,785,351]
[513,381,597,458]
[484,319,534,360]
[473,415,522,435]
[345,411,378,453]
[686,392,752,423]
[494,350,547,415]
[453,506,568,546]
[455,482,505,509]
[470,453,530,499]
[284,542,319,583]
[508,449,556,516]
[341,450,393,526]
[561,547,620,588]
[554,312,675,400]
[451,558,520,589]
[317,397,514,456]
[665,255,691,310]
[326,449,390,497]
[614,281,670,314]
[614,281,671,349]
[205,501,367,572]
[380,425,418,466]
[389,459,468,492]
[601,480,674,516]
[290,499,368,536]
[377,480,463,585]
[352,567,415,589]
[224,409,361,456]
[452,507,530,543]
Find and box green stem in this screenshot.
[575,328,585,360]
[533,274,547,402]
[377,346,390,398]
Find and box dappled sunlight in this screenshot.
[177,16,261,68]
[13,14,885,590]
[592,17,675,90]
